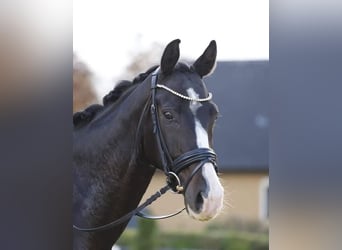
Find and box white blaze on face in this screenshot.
[186,88,224,221]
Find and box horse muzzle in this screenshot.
[184,161,224,221]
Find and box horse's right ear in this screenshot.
[160,39,180,75]
[192,40,217,78]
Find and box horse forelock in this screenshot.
[175,62,192,72]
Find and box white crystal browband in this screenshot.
[156,84,212,102]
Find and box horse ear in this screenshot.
[160,39,181,75]
[192,40,217,78]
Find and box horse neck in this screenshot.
[74,75,153,172]
[73,77,156,249]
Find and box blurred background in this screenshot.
[73,1,269,249]
[2,1,341,250]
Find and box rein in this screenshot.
[73,68,217,232]
[73,185,176,232]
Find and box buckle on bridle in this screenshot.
[166,172,184,193]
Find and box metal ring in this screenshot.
[167,172,184,194]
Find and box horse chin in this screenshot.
[185,197,223,222]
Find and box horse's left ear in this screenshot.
[192,40,217,78]
[160,39,181,75]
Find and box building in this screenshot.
[138,60,269,232]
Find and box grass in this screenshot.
[117,228,268,250]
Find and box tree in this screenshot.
[73,54,98,112]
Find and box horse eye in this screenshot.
[163,111,174,120]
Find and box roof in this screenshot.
[205,61,269,172]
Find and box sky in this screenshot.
[73,0,269,97]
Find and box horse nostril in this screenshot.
[195,192,204,212]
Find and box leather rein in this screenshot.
[73,68,217,232]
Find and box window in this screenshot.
[259,176,269,221]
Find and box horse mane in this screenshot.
[73,65,159,128]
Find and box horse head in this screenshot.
[143,39,224,221]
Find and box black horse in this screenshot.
[73,39,224,250]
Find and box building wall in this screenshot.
[140,171,268,232]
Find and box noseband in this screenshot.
[150,69,217,193]
[73,68,218,232]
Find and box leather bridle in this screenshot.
[149,69,217,193]
[73,68,218,232]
